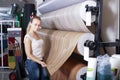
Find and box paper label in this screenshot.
[84,46,89,61]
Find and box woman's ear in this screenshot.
[27,22,32,28]
[29,22,32,25]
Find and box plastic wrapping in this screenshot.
[38,0,87,14]
[110,54,120,80]
[97,54,113,80]
[40,0,96,32]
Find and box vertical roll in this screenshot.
[23,3,35,32]
[110,55,120,80]
[86,58,97,80]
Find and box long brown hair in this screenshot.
[26,16,41,33]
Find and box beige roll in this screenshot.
[50,69,68,80]
[40,0,96,33]
[38,29,94,75]
[51,55,87,80]
[60,58,87,80]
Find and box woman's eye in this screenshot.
[35,24,37,26]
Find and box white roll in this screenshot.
[86,11,92,26]
[110,54,120,69]
[86,58,97,80]
[75,33,94,56]
[76,67,87,80]
[40,0,96,33]
[79,0,96,23]
[38,0,87,14]
[108,55,120,80]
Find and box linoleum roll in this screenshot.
[38,29,94,75]
[61,58,87,80]
[38,0,87,14]
[40,0,96,32]
[50,69,68,80]
[51,56,87,80]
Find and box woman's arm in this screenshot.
[24,37,47,67]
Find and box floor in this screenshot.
[0,68,29,80]
[0,68,13,80]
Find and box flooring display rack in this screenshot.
[84,0,120,79]
[0,20,20,68]
[95,0,120,56]
[84,0,120,57]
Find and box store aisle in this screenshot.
[0,68,13,80]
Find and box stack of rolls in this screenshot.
[37,0,97,79]
[40,0,96,32]
[38,29,94,75]
[50,54,87,80]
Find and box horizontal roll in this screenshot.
[51,55,87,80]
[38,0,87,14]
[38,29,94,75]
[60,57,87,80]
[50,69,68,80]
[40,0,96,32]
[74,32,94,56]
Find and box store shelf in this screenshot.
[0,20,19,68]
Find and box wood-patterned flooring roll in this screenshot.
[38,29,94,75]
[50,69,68,80]
[50,55,87,80]
[40,0,96,33]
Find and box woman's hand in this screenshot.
[40,61,47,67]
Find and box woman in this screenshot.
[24,16,48,80]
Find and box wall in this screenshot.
[102,0,119,55]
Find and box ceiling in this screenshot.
[0,0,35,8]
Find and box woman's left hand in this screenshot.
[40,61,47,67]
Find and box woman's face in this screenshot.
[31,18,42,32]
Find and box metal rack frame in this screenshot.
[0,20,19,68]
[95,0,120,55]
[85,0,120,56]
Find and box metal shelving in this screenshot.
[0,20,19,68]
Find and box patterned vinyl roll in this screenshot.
[40,0,96,32]
[38,0,87,14]
[50,55,87,80]
[38,29,94,75]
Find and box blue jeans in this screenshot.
[25,59,49,80]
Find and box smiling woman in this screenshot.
[24,16,49,80]
[37,28,94,75]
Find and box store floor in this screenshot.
[0,68,13,80]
